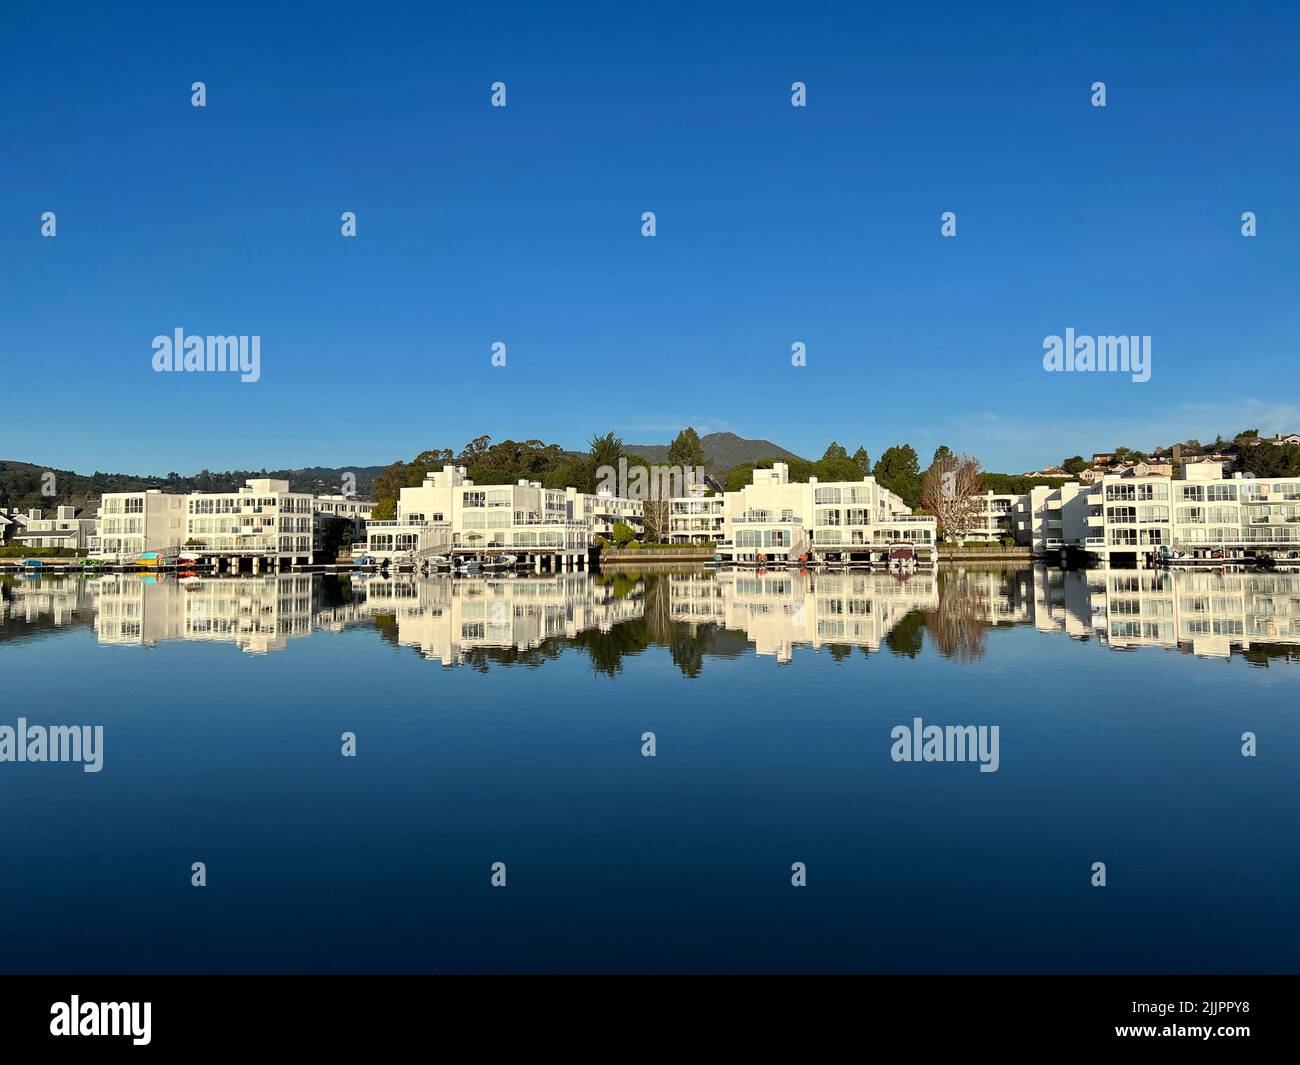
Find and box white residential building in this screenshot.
[963,492,1019,543]
[720,462,936,564]
[579,488,644,541]
[95,480,373,565]
[668,482,726,544]
[0,507,30,546]
[1010,481,1090,555]
[364,465,606,561]
[96,490,188,559]
[1007,461,1300,564]
[12,506,98,551]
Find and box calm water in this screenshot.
[1,565,1297,973]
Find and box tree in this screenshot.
[927,569,992,661]
[458,435,492,466]
[1063,455,1087,475]
[920,451,985,542]
[1239,442,1300,478]
[873,444,922,509]
[611,521,637,546]
[814,457,864,482]
[852,446,870,474]
[667,427,706,471]
[822,442,848,462]
[725,463,757,493]
[585,432,625,494]
[623,454,672,540]
[543,458,589,492]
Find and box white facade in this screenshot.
[1007,461,1300,563]
[668,482,725,544]
[94,480,373,563]
[963,492,1018,543]
[720,462,935,563]
[365,465,612,560]
[12,506,98,551]
[97,490,188,559]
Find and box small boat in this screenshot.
[485,554,517,570]
[136,550,180,569]
[456,558,483,575]
[20,559,44,568]
[427,555,453,570]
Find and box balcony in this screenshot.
[733,516,802,525]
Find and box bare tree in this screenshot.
[641,498,670,542]
[920,452,985,543]
[926,568,992,662]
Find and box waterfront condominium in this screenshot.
[716,462,937,565]
[1015,461,1300,565]
[364,464,633,562]
[96,489,188,560]
[366,461,938,565]
[667,482,726,544]
[11,505,99,552]
[94,479,373,566]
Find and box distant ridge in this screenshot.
[625,432,804,475]
[0,460,385,512]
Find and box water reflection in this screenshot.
[3,566,1300,669]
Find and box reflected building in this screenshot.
[5,567,1300,668]
[90,573,368,653]
[1093,568,1300,659]
[1029,565,1102,639]
[0,575,94,630]
[669,569,939,663]
[356,573,646,665]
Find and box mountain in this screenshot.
[624,432,804,475]
[0,460,386,512]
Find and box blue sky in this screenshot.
[2,1,1298,476]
